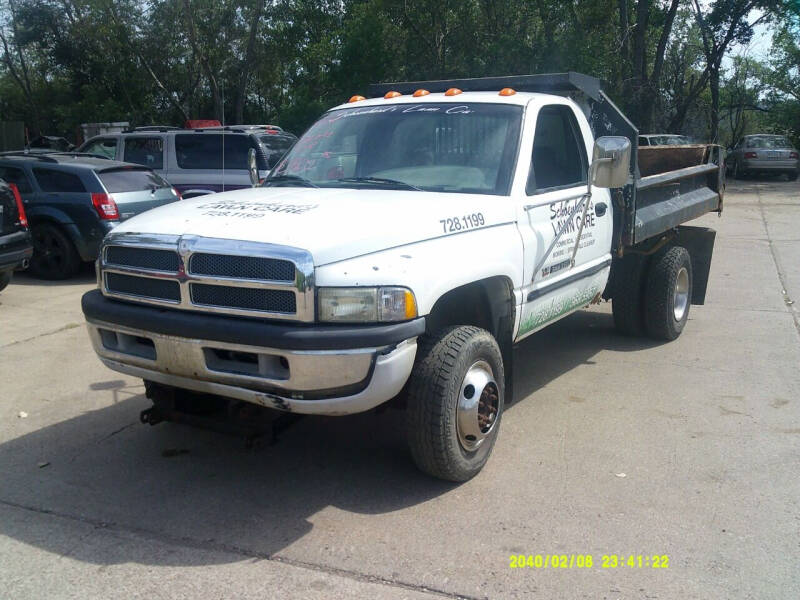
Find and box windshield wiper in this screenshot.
[263,174,318,188]
[334,177,421,191]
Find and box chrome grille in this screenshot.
[191,283,296,313]
[105,246,180,272]
[99,234,314,321]
[189,253,294,281]
[105,272,181,302]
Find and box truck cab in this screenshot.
[82,73,723,481]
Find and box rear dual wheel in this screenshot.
[644,246,692,340]
[612,245,693,341]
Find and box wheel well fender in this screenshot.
[26,212,86,258]
[425,276,517,402]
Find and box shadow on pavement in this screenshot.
[9,263,95,287]
[0,307,659,567]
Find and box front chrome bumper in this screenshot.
[86,319,417,415]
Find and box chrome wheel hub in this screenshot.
[456,361,500,452]
[673,267,689,321]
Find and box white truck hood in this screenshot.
[111,186,515,266]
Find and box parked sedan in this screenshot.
[0,153,180,279]
[727,135,799,181]
[0,178,33,291]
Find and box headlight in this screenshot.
[318,287,418,322]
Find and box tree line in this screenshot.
[1,0,798,145]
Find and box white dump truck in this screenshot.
[82,73,724,481]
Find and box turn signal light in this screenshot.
[444,88,462,96]
[499,88,516,96]
[348,95,366,103]
[412,89,430,97]
[91,193,120,220]
[384,91,402,99]
[8,183,27,227]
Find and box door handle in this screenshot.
[595,202,607,217]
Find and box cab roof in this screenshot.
[332,72,603,112]
[329,90,572,112]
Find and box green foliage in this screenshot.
[0,0,797,144]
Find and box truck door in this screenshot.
[515,103,612,339]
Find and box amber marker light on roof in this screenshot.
[348,95,366,103]
[498,88,516,96]
[412,89,430,97]
[384,91,402,99]
[444,88,462,96]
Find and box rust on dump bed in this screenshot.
[638,145,708,177]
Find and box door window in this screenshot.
[527,105,588,194]
[32,168,87,193]
[82,138,118,159]
[124,137,164,169]
[0,166,33,193]
[175,134,257,170]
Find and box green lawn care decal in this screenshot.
[518,285,600,336]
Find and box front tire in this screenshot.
[406,326,504,482]
[644,246,692,340]
[29,223,80,280]
[0,271,11,292]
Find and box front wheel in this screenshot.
[0,271,11,292]
[405,326,504,482]
[29,223,80,280]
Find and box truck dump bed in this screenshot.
[632,144,723,245]
[370,72,725,251]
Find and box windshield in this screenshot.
[269,103,523,195]
[746,136,792,149]
[648,135,692,146]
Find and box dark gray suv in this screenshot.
[0,153,180,279]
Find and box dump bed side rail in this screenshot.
[633,161,722,244]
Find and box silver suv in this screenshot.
[78,126,297,198]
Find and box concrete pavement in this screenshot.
[1,178,798,599]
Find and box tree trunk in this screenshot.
[181,0,223,121]
[636,0,680,132]
[235,0,264,124]
[709,65,720,143]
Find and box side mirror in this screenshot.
[590,136,631,188]
[247,148,259,187]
